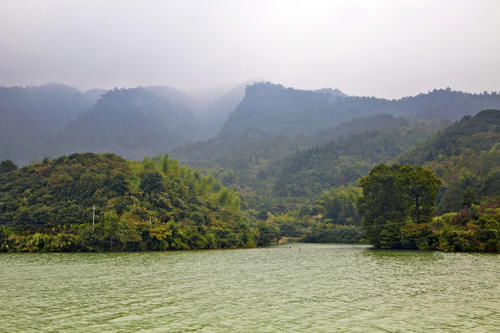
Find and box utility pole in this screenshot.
[92,205,96,232]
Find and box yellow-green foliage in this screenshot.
[0,153,266,252]
[400,204,500,252]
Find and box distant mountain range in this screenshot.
[0,83,92,165]
[172,83,500,168]
[2,81,500,166]
[0,83,248,165]
[48,87,203,161]
[218,82,500,138]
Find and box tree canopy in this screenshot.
[358,164,440,248]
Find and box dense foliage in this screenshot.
[398,110,500,213]
[358,164,441,248]
[430,204,500,252]
[251,186,365,245]
[273,123,440,197]
[0,153,272,252]
[358,163,499,252]
[257,111,500,250]
[187,119,443,218]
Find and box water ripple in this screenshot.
[1,244,499,332]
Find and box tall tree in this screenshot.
[358,164,440,248]
[396,165,441,223]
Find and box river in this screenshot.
[1,244,498,332]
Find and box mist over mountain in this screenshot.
[49,87,204,161]
[172,83,500,168]
[2,81,500,168]
[196,82,252,138]
[0,82,251,164]
[218,83,500,138]
[84,88,108,104]
[146,86,198,111]
[169,83,500,219]
[0,83,93,165]
[2,4,500,330]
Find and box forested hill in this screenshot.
[218,82,500,138]
[398,109,500,165]
[171,114,443,169]
[272,123,440,198]
[397,110,500,213]
[49,87,204,161]
[171,116,443,217]
[0,153,265,252]
[0,84,93,165]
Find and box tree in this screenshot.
[358,164,408,247]
[317,186,361,225]
[396,165,441,223]
[255,221,279,247]
[140,172,165,194]
[0,160,17,173]
[102,211,141,250]
[108,173,128,195]
[462,186,478,208]
[358,164,440,248]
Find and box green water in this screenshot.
[1,244,499,332]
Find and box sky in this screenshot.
[1,0,499,98]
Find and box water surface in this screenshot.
[1,244,499,332]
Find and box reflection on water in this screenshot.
[1,244,499,332]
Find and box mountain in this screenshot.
[0,83,93,165]
[247,110,499,246]
[173,83,500,172]
[218,83,500,138]
[50,87,204,161]
[0,82,249,165]
[3,81,499,169]
[218,83,358,138]
[397,109,500,213]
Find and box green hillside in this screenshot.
[0,153,267,252]
[273,123,439,197]
[398,110,500,213]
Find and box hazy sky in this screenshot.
[1,0,499,98]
